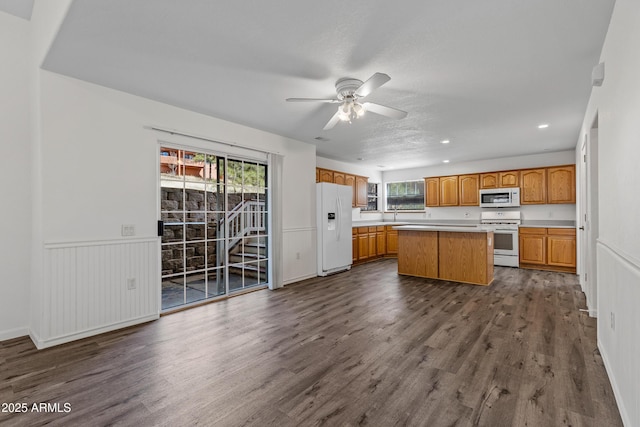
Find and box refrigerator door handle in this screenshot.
[336,197,341,240]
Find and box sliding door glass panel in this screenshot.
[160,147,269,310]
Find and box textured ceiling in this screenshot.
[42,0,614,170]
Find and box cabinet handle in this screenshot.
[579,226,585,230]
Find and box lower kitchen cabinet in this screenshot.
[385,225,398,255]
[352,225,398,264]
[519,227,576,273]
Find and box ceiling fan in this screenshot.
[286,72,408,130]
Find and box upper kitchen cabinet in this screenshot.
[333,171,346,185]
[318,168,334,183]
[459,174,480,206]
[425,177,440,207]
[498,171,519,188]
[345,174,356,206]
[439,176,459,206]
[521,168,547,204]
[355,176,368,208]
[547,165,576,204]
[480,173,498,189]
[315,167,368,208]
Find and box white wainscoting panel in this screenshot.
[35,238,160,348]
[283,227,317,285]
[597,240,640,427]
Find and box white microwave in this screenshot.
[479,188,520,208]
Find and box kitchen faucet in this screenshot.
[393,207,398,222]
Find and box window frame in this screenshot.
[385,179,425,211]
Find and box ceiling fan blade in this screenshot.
[286,98,339,103]
[355,73,391,98]
[362,102,408,120]
[323,110,342,130]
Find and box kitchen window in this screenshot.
[386,180,425,210]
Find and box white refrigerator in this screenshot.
[317,182,353,276]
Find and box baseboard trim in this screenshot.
[31,314,159,349]
[598,337,631,427]
[283,272,317,285]
[0,326,29,342]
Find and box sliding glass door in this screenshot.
[159,146,269,311]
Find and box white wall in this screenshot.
[576,1,640,425]
[0,11,31,340]
[29,70,317,346]
[381,150,577,222]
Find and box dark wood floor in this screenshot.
[0,259,622,426]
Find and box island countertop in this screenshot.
[392,224,490,233]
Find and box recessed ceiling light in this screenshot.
[441,139,450,144]
[443,160,450,163]
[538,124,549,129]
[377,165,386,168]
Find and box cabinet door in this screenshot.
[318,168,334,183]
[547,165,576,204]
[355,176,368,207]
[358,232,369,261]
[386,227,398,255]
[345,174,356,207]
[425,177,440,207]
[333,171,346,185]
[498,171,520,188]
[521,169,546,204]
[459,174,479,206]
[547,229,576,268]
[519,228,546,265]
[368,233,377,257]
[480,173,498,189]
[439,176,459,206]
[352,229,358,263]
[376,231,386,255]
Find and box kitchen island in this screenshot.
[394,225,494,286]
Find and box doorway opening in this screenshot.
[159,146,269,311]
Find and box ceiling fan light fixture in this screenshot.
[353,102,365,117]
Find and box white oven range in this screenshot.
[480,211,521,267]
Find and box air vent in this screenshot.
[314,136,330,142]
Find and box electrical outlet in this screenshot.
[121,224,135,236]
[610,312,615,330]
[127,278,137,290]
[464,212,470,218]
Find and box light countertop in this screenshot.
[392,225,492,233]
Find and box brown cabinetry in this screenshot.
[480,173,498,189]
[429,164,575,208]
[519,227,576,273]
[519,228,546,265]
[333,171,346,185]
[520,168,547,204]
[355,176,368,208]
[498,171,519,188]
[547,165,576,204]
[316,168,368,208]
[425,177,440,207]
[318,168,334,183]
[352,225,398,263]
[385,225,398,255]
[459,174,479,206]
[439,176,459,206]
